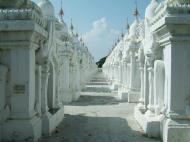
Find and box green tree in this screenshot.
[96,56,107,68]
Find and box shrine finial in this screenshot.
[59,0,64,21]
[121,30,124,39]
[133,0,140,20]
[126,17,130,33]
[70,19,74,32]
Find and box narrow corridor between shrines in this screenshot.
[40,71,160,142]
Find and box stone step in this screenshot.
[82,86,111,93]
[87,82,110,85]
[90,79,108,82]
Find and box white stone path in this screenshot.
[40,72,161,142]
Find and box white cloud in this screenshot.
[83,17,120,61]
[83,17,107,43]
[107,29,120,43]
[110,29,120,36]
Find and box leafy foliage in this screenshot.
[96,56,107,68]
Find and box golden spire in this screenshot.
[59,0,64,21]
[75,32,79,37]
[133,0,140,20]
[70,19,74,32]
[126,17,130,33]
[121,29,124,39]
[117,37,120,43]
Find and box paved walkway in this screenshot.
[40,72,160,142]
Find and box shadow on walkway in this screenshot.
[67,95,127,106]
[40,71,161,142]
[40,114,160,142]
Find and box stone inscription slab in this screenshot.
[13,85,25,95]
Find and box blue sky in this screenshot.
[33,0,150,61]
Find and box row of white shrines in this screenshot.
[0,0,98,141]
[103,0,190,142]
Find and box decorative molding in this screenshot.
[0,9,47,28]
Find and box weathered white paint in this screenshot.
[0,0,97,141]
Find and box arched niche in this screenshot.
[47,62,56,112]
[154,60,165,114]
